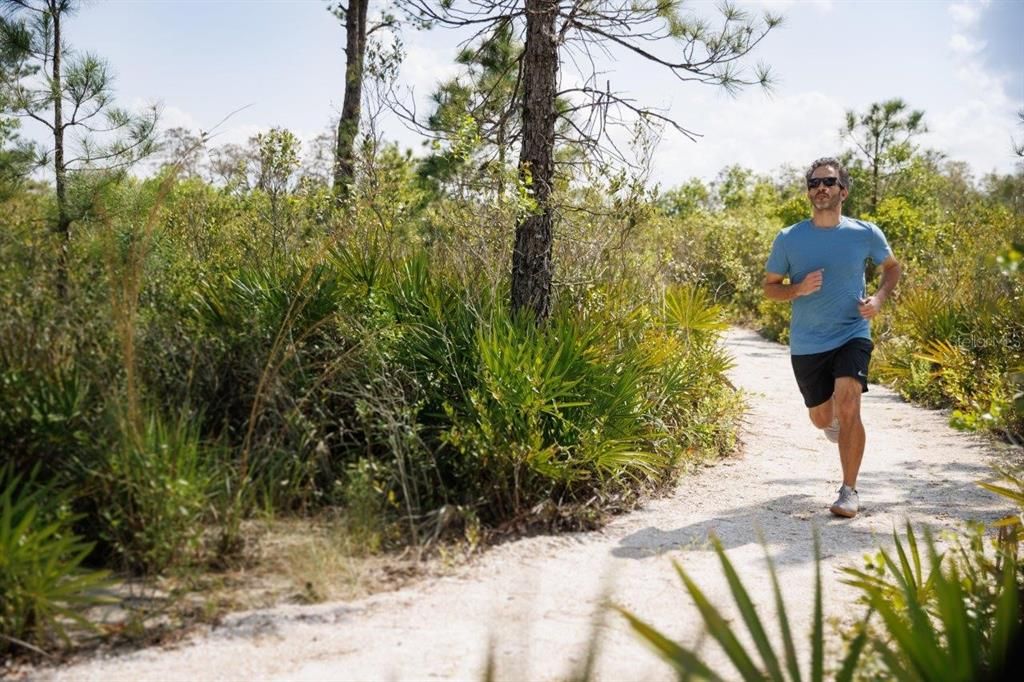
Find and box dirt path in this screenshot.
[37,328,1012,681]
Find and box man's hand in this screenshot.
[763,269,824,302]
[798,269,824,297]
[858,295,882,319]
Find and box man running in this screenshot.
[763,157,902,518]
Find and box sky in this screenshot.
[17,0,1024,189]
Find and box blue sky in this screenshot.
[28,0,1024,187]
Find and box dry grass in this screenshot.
[16,515,439,668]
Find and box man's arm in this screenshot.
[859,256,902,319]
[763,270,822,302]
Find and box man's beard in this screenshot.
[813,193,841,210]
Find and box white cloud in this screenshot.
[400,41,461,108]
[650,90,846,186]
[927,62,1020,173]
[948,2,982,27]
[930,0,1021,175]
[157,105,199,131]
[949,33,986,56]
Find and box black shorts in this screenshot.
[790,338,874,408]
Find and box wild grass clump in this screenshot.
[89,409,215,575]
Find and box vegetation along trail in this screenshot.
[40,327,1010,681]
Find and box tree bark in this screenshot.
[871,136,880,214]
[333,0,368,202]
[511,0,559,323]
[51,0,69,299]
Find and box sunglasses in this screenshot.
[807,176,842,189]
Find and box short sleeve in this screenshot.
[765,232,789,275]
[867,222,893,265]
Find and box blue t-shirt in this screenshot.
[766,216,892,355]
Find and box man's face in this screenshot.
[807,165,847,211]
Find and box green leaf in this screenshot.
[674,560,764,681]
[929,558,975,679]
[978,481,1024,506]
[617,607,725,681]
[711,536,785,682]
[989,546,1020,674]
[835,610,872,682]
[764,540,802,682]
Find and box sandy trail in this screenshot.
[37,328,1010,681]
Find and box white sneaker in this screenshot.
[830,485,859,518]
[823,416,840,443]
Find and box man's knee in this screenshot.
[834,378,862,423]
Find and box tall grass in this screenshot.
[90,409,214,575]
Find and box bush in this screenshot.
[444,309,666,520]
[841,522,1021,680]
[0,155,732,606]
[0,364,98,482]
[90,410,214,574]
[0,466,110,655]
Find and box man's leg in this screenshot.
[807,396,834,430]
[833,376,865,487]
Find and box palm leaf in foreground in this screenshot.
[617,531,862,681]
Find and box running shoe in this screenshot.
[830,484,859,518]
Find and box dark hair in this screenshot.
[806,157,851,189]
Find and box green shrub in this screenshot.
[0,466,110,655]
[0,364,97,481]
[183,258,355,509]
[756,298,791,344]
[91,410,213,574]
[444,309,663,520]
[439,284,739,523]
[842,523,1020,681]
[342,457,392,553]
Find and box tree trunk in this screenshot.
[51,0,69,299]
[496,122,506,201]
[870,136,880,214]
[871,159,879,214]
[333,0,368,202]
[511,0,559,323]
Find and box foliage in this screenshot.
[0,466,110,655]
[620,532,863,681]
[841,519,1021,680]
[0,363,97,481]
[417,19,522,199]
[841,99,927,215]
[445,307,664,519]
[621,506,1022,682]
[0,0,159,176]
[89,409,214,575]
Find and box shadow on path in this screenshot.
[612,456,1006,567]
